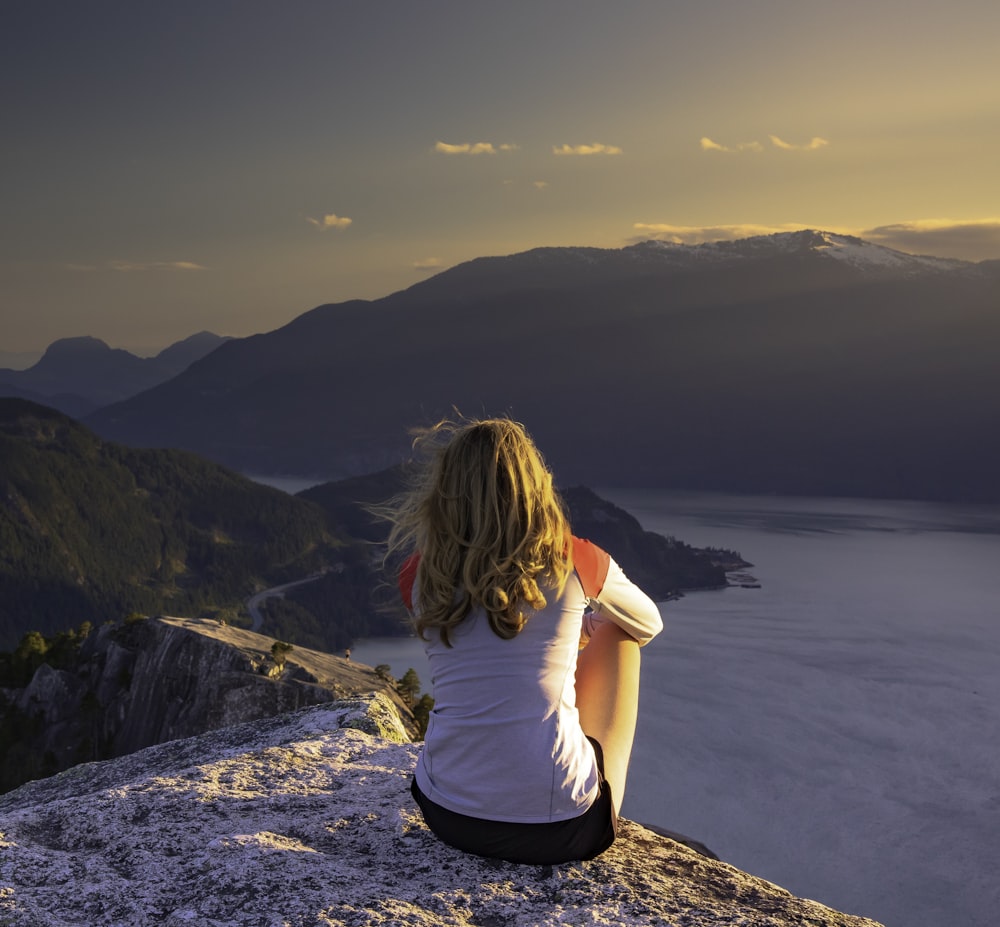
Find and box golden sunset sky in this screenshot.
[3,0,999,355]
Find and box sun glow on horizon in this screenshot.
[4,1,999,351]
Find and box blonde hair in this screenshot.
[384,417,572,645]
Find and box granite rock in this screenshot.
[4,616,417,787]
[0,694,883,927]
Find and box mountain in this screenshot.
[0,380,98,419]
[0,331,229,416]
[86,231,1000,501]
[0,398,337,649]
[1,397,733,657]
[0,350,41,370]
[298,468,745,600]
[150,329,231,371]
[399,229,973,304]
[0,694,883,927]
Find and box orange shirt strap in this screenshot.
[571,536,610,599]
[399,552,420,610]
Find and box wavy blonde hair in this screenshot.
[384,417,572,646]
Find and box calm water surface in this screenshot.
[353,492,1000,927]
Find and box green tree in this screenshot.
[412,693,434,740]
[270,640,293,669]
[14,631,47,664]
[396,668,421,708]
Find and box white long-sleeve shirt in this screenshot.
[408,540,662,823]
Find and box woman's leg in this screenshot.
[574,620,641,816]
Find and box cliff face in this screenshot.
[0,695,884,927]
[4,617,417,786]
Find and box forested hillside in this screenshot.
[1,398,745,656]
[0,399,337,649]
[297,468,742,603]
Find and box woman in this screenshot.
[385,418,662,864]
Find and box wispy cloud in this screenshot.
[700,137,763,153]
[435,141,517,155]
[631,222,808,244]
[552,143,623,156]
[503,179,549,189]
[66,260,208,272]
[412,257,445,271]
[306,214,352,231]
[861,218,1000,261]
[769,135,829,151]
[701,135,828,153]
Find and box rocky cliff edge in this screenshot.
[0,694,883,927]
[4,615,418,786]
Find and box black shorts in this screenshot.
[409,737,618,865]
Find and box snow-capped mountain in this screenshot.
[628,230,973,274]
[397,229,985,307]
[87,232,1000,503]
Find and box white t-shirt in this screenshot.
[412,549,662,824]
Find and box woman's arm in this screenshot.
[583,557,663,646]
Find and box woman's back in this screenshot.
[414,572,599,823]
[382,417,662,863]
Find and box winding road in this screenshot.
[246,572,326,632]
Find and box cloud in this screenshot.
[860,219,1000,262]
[503,179,548,188]
[701,135,828,153]
[700,137,763,153]
[552,143,623,156]
[630,222,808,245]
[412,257,445,271]
[769,135,829,151]
[306,214,352,231]
[435,141,517,155]
[67,260,208,272]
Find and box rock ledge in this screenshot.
[0,694,882,926]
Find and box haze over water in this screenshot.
[355,492,1000,927]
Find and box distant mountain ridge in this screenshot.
[404,230,978,303]
[86,231,1000,502]
[0,331,229,417]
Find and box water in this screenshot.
[353,492,1000,927]
[244,474,325,495]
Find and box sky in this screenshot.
[3,0,1000,357]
